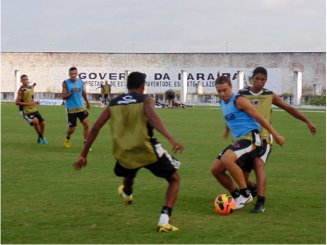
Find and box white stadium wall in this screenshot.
[1,52,325,101]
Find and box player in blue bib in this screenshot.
[62,67,90,149]
[211,76,285,210]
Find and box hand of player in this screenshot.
[73,156,87,170]
[170,139,184,153]
[86,102,90,109]
[31,101,39,106]
[275,135,285,146]
[307,122,317,135]
[72,87,79,93]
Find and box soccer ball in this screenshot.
[214,194,236,215]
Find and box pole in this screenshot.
[181,70,188,103]
[14,70,20,100]
[124,70,131,93]
[294,71,302,105]
[237,71,244,91]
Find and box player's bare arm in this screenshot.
[82,88,90,109]
[73,108,111,170]
[272,93,317,135]
[15,90,39,106]
[61,81,78,100]
[236,96,285,146]
[144,96,184,153]
[223,124,230,139]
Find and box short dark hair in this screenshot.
[69,67,78,72]
[215,76,232,86]
[252,67,267,78]
[127,72,146,89]
[20,74,28,80]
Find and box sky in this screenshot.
[1,0,326,53]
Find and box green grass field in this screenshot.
[1,103,326,244]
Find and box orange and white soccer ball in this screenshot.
[214,194,236,215]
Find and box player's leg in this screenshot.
[220,140,256,209]
[114,162,138,204]
[220,150,247,189]
[250,157,266,212]
[254,158,266,198]
[249,140,271,213]
[31,117,43,143]
[244,171,258,198]
[211,159,243,201]
[65,112,77,148]
[145,147,181,232]
[164,171,180,208]
[211,159,236,193]
[65,127,75,146]
[40,121,45,135]
[78,110,90,143]
[82,118,89,141]
[36,112,47,144]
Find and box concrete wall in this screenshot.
[1,52,325,97]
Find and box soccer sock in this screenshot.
[240,188,251,198]
[248,182,257,190]
[66,135,70,140]
[38,133,43,138]
[257,196,266,205]
[230,188,240,199]
[159,206,172,226]
[249,184,258,197]
[123,186,133,196]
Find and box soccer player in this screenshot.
[102,81,111,105]
[210,76,284,210]
[73,72,184,233]
[62,67,90,148]
[237,66,317,213]
[99,82,105,104]
[16,75,48,144]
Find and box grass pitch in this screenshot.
[1,103,326,244]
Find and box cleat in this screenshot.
[157,223,179,233]
[251,203,265,213]
[64,138,71,148]
[42,137,48,144]
[235,194,253,210]
[37,137,42,144]
[118,185,133,204]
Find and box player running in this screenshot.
[62,67,90,148]
[211,76,284,210]
[237,67,317,213]
[73,72,184,232]
[15,74,48,144]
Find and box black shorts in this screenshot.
[103,94,109,99]
[66,110,89,128]
[24,111,44,126]
[217,139,257,169]
[239,140,272,172]
[114,144,181,180]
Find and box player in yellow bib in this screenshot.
[102,81,111,105]
[73,72,184,232]
[16,75,48,144]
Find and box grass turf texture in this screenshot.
[2,103,326,244]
